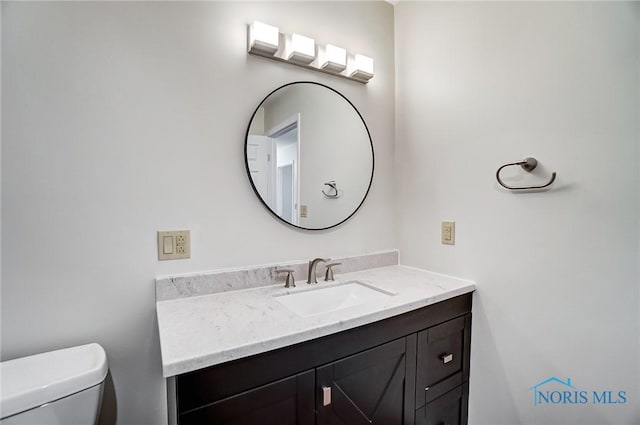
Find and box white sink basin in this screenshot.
[273,281,395,317]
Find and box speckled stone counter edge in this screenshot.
[155,250,399,301]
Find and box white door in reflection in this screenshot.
[246,135,276,210]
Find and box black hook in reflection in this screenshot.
[496,157,557,190]
[322,181,340,198]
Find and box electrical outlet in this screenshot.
[441,221,455,245]
[158,230,191,260]
[176,234,186,254]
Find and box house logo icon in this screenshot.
[529,377,577,406]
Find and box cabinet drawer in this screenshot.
[415,383,468,425]
[416,315,469,408]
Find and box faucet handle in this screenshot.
[324,263,342,282]
[275,269,296,288]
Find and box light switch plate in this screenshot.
[158,230,191,260]
[441,221,455,245]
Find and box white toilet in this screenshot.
[0,343,108,425]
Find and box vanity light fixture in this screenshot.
[248,21,280,55]
[286,33,315,64]
[349,54,374,82]
[319,44,347,73]
[246,21,373,83]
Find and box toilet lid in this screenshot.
[0,343,108,419]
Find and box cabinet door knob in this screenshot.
[441,353,453,364]
[322,386,332,406]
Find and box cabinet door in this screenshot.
[317,338,407,425]
[178,370,314,425]
[415,383,468,425]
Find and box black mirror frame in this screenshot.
[244,81,375,231]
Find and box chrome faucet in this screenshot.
[307,257,330,284]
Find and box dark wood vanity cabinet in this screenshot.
[175,293,472,425]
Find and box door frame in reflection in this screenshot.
[267,114,300,226]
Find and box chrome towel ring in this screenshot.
[322,181,340,198]
[496,157,556,190]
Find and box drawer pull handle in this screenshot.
[441,353,453,364]
[322,386,332,406]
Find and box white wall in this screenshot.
[248,106,265,135]
[1,2,395,424]
[395,2,639,424]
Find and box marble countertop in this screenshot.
[156,265,475,377]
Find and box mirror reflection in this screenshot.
[246,82,374,230]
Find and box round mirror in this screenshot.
[245,82,374,230]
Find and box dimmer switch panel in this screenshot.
[441,221,455,245]
[158,230,191,260]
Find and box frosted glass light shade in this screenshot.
[248,21,279,55]
[350,54,374,81]
[319,44,347,73]
[286,33,315,64]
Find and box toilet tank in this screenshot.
[0,343,108,425]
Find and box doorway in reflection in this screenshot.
[271,123,299,225]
